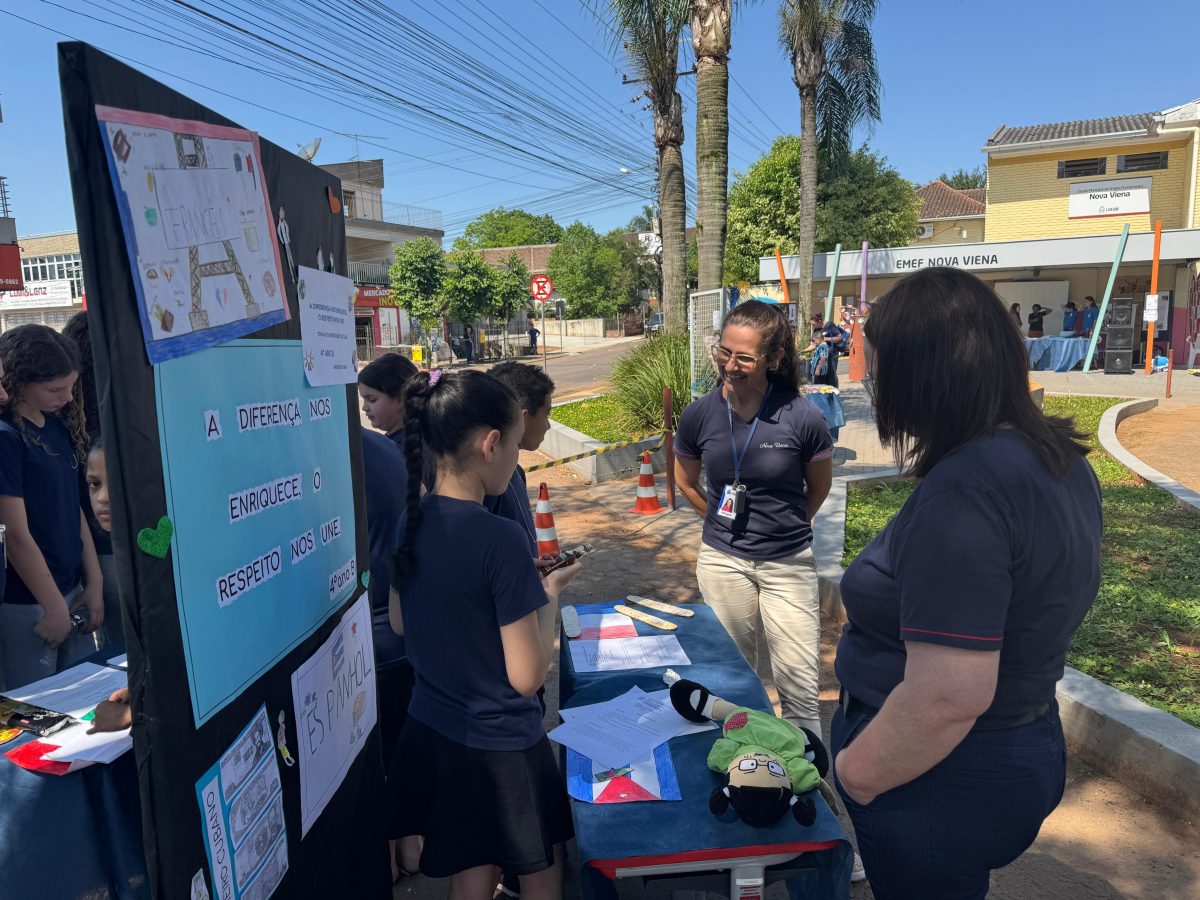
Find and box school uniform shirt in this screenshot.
[675,385,834,562]
[821,321,844,359]
[1082,307,1100,335]
[836,429,1102,727]
[401,495,547,750]
[362,430,407,669]
[0,415,83,605]
[483,466,537,557]
[1027,310,1048,332]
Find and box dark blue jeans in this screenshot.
[831,699,1066,899]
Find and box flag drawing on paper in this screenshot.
[566,743,681,804]
[577,612,638,641]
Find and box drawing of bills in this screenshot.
[228,757,281,847]
[234,793,285,891]
[240,835,288,900]
[220,707,273,804]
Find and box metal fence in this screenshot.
[688,288,730,399]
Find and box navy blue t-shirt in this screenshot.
[675,385,834,561]
[483,465,537,557]
[0,415,83,605]
[822,322,844,359]
[361,430,407,669]
[401,495,547,750]
[836,429,1102,726]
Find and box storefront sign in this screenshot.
[1068,177,1151,219]
[354,285,392,306]
[0,278,74,310]
[0,244,23,291]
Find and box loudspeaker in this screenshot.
[1107,298,1134,327]
[1104,349,1133,374]
[1106,325,1134,350]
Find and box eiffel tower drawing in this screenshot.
[174,133,260,330]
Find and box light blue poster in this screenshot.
[156,339,359,726]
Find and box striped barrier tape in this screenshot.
[526,433,666,473]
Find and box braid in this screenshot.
[392,372,433,585]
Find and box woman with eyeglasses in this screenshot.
[673,300,835,739]
[833,268,1101,897]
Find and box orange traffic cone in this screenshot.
[629,451,665,515]
[535,483,561,556]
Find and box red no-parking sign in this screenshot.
[530,274,554,302]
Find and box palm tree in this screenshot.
[626,204,660,233]
[779,0,881,315]
[606,0,691,332]
[691,1,732,292]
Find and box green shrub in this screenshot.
[610,332,694,432]
[550,396,647,443]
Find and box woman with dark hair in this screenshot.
[1027,303,1050,338]
[358,352,418,448]
[833,268,1102,897]
[1009,302,1022,329]
[674,300,834,739]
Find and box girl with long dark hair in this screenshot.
[833,268,1101,897]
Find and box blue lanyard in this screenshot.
[726,384,772,484]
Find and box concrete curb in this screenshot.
[813,470,901,620]
[539,420,665,484]
[1098,398,1200,515]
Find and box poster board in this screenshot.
[60,44,389,899]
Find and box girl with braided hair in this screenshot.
[386,369,579,898]
[0,324,103,690]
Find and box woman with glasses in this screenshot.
[673,300,835,739]
[832,268,1101,897]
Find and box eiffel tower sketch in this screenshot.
[174,132,260,330]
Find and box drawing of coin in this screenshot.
[353,691,365,726]
[144,207,158,227]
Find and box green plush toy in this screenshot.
[669,678,835,827]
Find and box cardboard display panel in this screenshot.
[59,43,389,899]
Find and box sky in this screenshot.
[1,0,1197,244]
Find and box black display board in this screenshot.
[59,43,389,899]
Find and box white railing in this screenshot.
[348,261,390,285]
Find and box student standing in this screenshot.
[358,353,418,449]
[674,301,834,738]
[388,370,579,898]
[0,325,103,690]
[1027,304,1049,338]
[528,325,540,355]
[1081,296,1100,337]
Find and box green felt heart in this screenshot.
[360,570,370,589]
[137,516,174,559]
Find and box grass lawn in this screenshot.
[549,395,651,444]
[844,396,1200,727]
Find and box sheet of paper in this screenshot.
[108,653,129,669]
[566,742,682,803]
[43,722,133,764]
[296,266,358,386]
[548,686,698,768]
[6,662,127,719]
[558,689,714,734]
[291,594,376,836]
[568,635,690,673]
[577,612,637,641]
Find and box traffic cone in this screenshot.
[629,451,665,515]
[534,483,561,556]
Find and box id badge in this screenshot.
[716,483,745,520]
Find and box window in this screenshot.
[19,252,84,298]
[1118,151,1168,173]
[343,190,357,218]
[1057,157,1106,178]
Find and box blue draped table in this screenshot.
[560,602,851,900]
[0,657,148,900]
[1025,337,1089,372]
[802,390,845,442]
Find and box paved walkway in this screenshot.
[1032,367,1200,400]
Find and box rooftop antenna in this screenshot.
[343,133,385,182]
[296,137,322,161]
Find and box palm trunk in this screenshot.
[659,140,688,331]
[797,83,819,318]
[695,54,728,292]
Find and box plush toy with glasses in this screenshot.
[669,677,836,827]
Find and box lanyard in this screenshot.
[726,384,772,484]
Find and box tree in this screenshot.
[605,0,691,332]
[489,252,533,324]
[546,222,646,319]
[626,204,659,233]
[938,165,986,191]
[389,237,446,328]
[441,249,495,326]
[779,0,881,314]
[724,138,919,283]
[691,0,732,291]
[461,206,563,248]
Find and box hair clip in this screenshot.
[428,369,443,387]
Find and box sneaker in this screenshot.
[850,852,866,883]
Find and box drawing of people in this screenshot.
[276,206,295,284]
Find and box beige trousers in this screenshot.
[695,541,822,738]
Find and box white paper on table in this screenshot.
[559,688,716,736]
[297,266,359,386]
[6,662,127,719]
[577,613,638,641]
[42,722,133,764]
[568,635,691,673]
[107,653,129,669]
[549,686,701,769]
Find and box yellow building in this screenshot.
[912,181,986,246]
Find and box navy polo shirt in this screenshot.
[361,430,407,669]
[401,495,547,750]
[822,322,844,359]
[675,385,834,561]
[483,465,537,557]
[836,429,1102,726]
[0,415,83,605]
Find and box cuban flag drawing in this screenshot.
[567,743,682,804]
